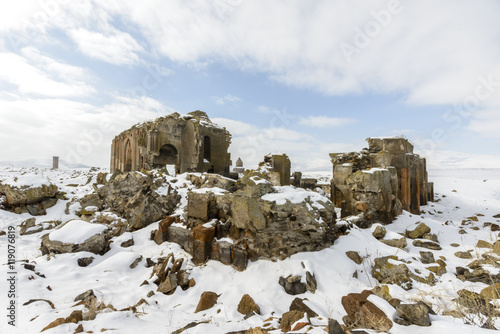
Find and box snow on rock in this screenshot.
[1,167,500,333]
[49,220,108,244]
[261,185,329,205]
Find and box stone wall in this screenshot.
[110,111,232,176]
[330,137,433,224]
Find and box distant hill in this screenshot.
[0,158,91,169]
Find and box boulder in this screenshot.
[420,251,435,264]
[493,241,500,255]
[0,182,58,206]
[454,251,473,259]
[372,225,386,239]
[40,220,109,255]
[306,271,317,293]
[280,310,307,332]
[476,240,493,249]
[380,238,407,249]
[195,291,218,313]
[346,251,363,265]
[245,328,269,334]
[412,240,442,250]
[372,256,414,290]
[157,274,177,294]
[395,303,431,326]
[279,275,306,295]
[406,222,431,239]
[327,319,346,334]
[77,257,94,267]
[237,294,260,315]
[41,310,82,332]
[289,297,318,318]
[480,283,500,299]
[341,290,392,332]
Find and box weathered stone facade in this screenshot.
[330,137,433,224]
[110,111,231,175]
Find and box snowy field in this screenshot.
[0,166,499,333]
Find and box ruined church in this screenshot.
[110,111,232,175]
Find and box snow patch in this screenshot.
[49,220,107,244]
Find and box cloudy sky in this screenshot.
[1,0,500,171]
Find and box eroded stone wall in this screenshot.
[110,111,231,176]
[330,137,433,224]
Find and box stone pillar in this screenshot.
[400,168,411,211]
[292,171,302,187]
[271,154,291,186]
[52,156,59,169]
[410,167,420,213]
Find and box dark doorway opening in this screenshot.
[203,136,211,162]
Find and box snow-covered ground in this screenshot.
[0,166,499,333]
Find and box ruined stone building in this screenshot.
[330,137,434,224]
[110,111,232,175]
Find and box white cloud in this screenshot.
[0,50,94,97]
[68,28,144,65]
[86,0,500,106]
[0,95,169,167]
[212,94,241,105]
[299,116,356,128]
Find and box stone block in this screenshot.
[219,241,232,265]
[153,216,176,245]
[231,196,266,231]
[232,247,248,271]
[167,226,193,253]
[187,192,209,220]
[292,172,302,187]
[192,239,211,265]
[210,241,220,261]
[157,274,177,294]
[383,138,411,154]
[193,224,216,242]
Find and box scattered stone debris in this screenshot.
[79,171,180,230]
[0,182,59,215]
[151,253,194,294]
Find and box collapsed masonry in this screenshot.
[330,137,434,225]
[110,111,231,176]
[151,162,340,271]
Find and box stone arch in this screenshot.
[154,143,178,167]
[124,139,132,172]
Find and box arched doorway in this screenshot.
[153,144,178,168]
[124,140,132,172]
